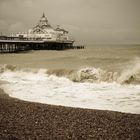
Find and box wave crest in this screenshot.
[0,64,17,73]
[69,67,118,83]
[0,58,140,85]
[117,57,140,84]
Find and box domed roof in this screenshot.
[40,13,48,23]
[33,13,52,30]
[31,13,53,34]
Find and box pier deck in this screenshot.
[0,37,84,53]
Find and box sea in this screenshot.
[0,44,140,114]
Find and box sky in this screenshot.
[0,0,140,44]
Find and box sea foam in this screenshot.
[0,63,140,114]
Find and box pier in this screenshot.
[0,13,84,53]
[0,36,84,53]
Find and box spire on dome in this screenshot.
[40,12,48,23]
[42,12,45,18]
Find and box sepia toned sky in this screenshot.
[0,0,140,44]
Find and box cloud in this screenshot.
[9,22,25,33]
[0,0,140,44]
[0,19,9,34]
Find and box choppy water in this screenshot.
[0,45,140,114]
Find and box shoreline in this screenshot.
[0,88,140,139]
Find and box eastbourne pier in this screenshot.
[0,13,84,53]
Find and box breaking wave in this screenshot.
[1,57,140,85]
[0,60,140,114]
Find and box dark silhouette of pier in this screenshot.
[0,36,84,53]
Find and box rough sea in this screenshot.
[0,45,140,114]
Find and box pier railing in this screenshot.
[0,36,84,53]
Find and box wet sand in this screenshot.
[0,89,140,140]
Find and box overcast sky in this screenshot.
[0,0,140,44]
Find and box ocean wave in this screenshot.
[0,58,140,85]
[0,62,140,114]
[84,56,128,61]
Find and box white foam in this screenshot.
[0,69,140,114]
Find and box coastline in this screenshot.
[0,88,140,139]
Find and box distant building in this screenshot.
[16,13,73,42]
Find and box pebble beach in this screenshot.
[0,89,140,140]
